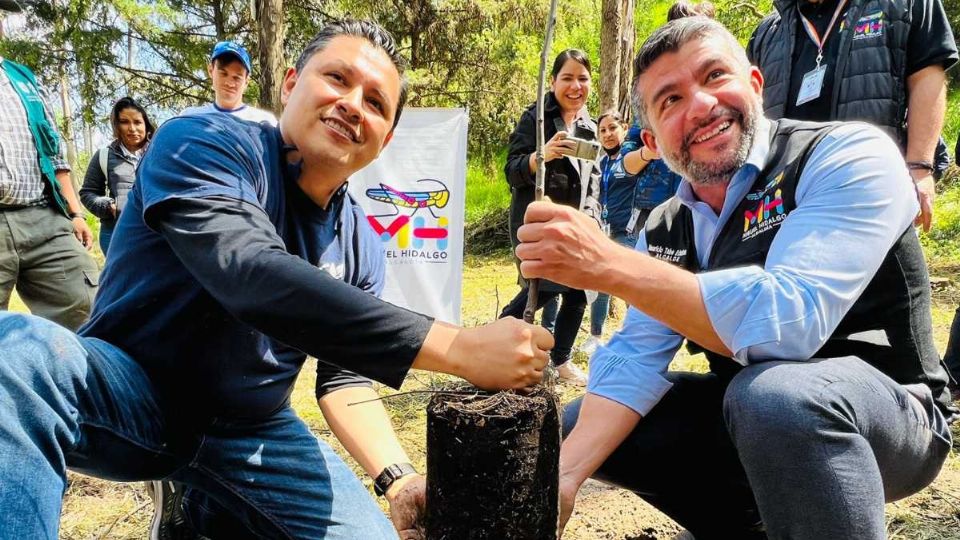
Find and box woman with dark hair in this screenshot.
[80,96,155,254]
[500,48,601,385]
[579,110,683,354]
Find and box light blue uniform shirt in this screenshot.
[587,119,921,417]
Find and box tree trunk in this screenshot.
[599,0,623,113]
[617,0,635,121]
[257,0,285,114]
[213,0,226,41]
[56,67,78,179]
[126,32,136,69]
[83,123,93,156]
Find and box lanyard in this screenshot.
[797,0,848,67]
[601,154,617,220]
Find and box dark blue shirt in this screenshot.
[599,153,640,234]
[80,114,426,420]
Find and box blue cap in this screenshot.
[211,41,252,74]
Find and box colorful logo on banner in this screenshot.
[742,172,787,240]
[853,12,883,40]
[365,179,451,261]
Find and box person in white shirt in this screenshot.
[181,40,277,125]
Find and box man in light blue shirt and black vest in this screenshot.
[516,17,954,540]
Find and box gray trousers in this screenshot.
[563,356,952,540]
[0,205,98,330]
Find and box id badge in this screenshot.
[796,64,827,106]
[625,207,641,234]
[602,222,611,237]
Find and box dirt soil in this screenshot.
[54,255,960,539]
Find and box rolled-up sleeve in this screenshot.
[697,124,920,364]
[587,234,683,416]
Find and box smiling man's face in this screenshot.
[638,34,764,186]
[279,35,401,181]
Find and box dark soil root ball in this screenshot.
[425,386,561,540]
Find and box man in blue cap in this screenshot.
[181,40,277,125]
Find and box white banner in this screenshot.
[349,108,467,325]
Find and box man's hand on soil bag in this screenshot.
[440,318,554,390]
[387,473,426,540]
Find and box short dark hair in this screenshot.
[212,55,248,74]
[631,18,746,128]
[111,96,156,144]
[667,0,716,21]
[551,49,592,79]
[295,19,409,129]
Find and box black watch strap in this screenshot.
[373,462,417,497]
[906,160,935,173]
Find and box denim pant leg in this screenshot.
[177,407,396,540]
[98,221,115,255]
[562,372,764,539]
[0,312,181,539]
[942,306,960,384]
[588,232,637,337]
[589,293,610,337]
[723,357,953,540]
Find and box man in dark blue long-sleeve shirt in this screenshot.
[0,19,552,540]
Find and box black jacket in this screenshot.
[80,140,140,223]
[747,0,956,177]
[749,0,911,142]
[504,93,600,291]
[504,92,600,246]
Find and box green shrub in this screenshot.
[922,166,960,263]
[465,148,511,224]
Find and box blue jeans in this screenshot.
[589,230,640,336]
[98,221,115,255]
[0,312,396,540]
[562,357,951,539]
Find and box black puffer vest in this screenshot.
[644,119,953,414]
[748,0,910,146]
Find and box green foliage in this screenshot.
[922,168,960,263]
[943,88,960,153]
[464,148,510,223]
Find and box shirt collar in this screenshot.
[676,117,772,212]
[119,142,143,158]
[214,102,247,113]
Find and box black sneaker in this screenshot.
[146,480,198,540]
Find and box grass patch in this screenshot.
[464,149,510,225]
[923,167,960,264]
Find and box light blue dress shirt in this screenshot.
[587,119,921,417]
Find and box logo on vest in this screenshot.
[853,12,883,41]
[743,172,786,241]
[647,244,687,264]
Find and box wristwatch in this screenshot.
[373,462,417,497]
[905,161,935,174]
[68,212,84,220]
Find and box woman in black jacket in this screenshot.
[80,96,155,254]
[500,49,600,385]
